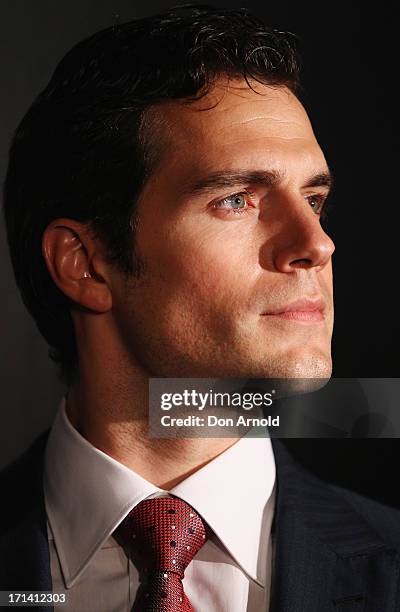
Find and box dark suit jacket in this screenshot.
[1,432,400,611]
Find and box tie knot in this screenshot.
[117,497,208,578]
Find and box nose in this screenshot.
[269,198,335,273]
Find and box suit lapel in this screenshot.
[270,438,400,611]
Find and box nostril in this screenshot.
[289,258,312,268]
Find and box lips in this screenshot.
[262,297,326,315]
[261,297,326,321]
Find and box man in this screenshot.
[1,4,400,611]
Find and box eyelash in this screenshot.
[212,190,329,217]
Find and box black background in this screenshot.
[0,1,398,503]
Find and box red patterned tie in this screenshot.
[117,497,208,611]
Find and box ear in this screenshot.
[42,218,112,313]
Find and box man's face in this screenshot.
[113,79,335,379]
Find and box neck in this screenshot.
[66,372,238,490]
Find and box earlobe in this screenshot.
[42,219,112,313]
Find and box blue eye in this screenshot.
[213,191,254,215]
[215,193,247,209]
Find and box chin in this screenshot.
[242,347,331,378]
[286,352,332,379]
[255,349,333,397]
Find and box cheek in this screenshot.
[322,262,334,300]
[157,223,258,307]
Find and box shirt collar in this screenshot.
[170,432,276,585]
[44,396,275,588]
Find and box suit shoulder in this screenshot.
[329,481,400,551]
[273,439,400,555]
[0,431,49,527]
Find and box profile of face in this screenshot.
[109,78,335,380]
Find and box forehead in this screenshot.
[154,79,324,173]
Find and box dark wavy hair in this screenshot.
[3,3,301,386]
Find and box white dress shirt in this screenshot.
[44,397,276,611]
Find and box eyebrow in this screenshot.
[181,168,334,196]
